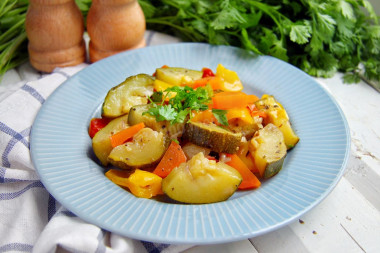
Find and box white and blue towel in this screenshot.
[0,31,192,253]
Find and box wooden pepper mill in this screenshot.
[25,0,86,73]
[87,0,146,63]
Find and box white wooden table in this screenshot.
[1,33,379,253]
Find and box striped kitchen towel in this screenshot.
[0,31,192,253]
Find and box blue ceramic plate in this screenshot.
[31,43,350,244]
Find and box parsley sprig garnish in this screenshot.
[144,85,228,125]
[211,109,228,126]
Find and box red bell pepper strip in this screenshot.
[88,117,111,138]
[202,67,215,78]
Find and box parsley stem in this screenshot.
[0,32,27,75]
[245,0,287,41]
[146,18,201,41]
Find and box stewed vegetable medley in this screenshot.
[89,65,299,204]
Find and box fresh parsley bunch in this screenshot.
[0,0,29,76]
[140,0,380,91]
[2,0,379,92]
[145,85,229,125]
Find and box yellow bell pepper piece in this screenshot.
[105,169,131,187]
[153,79,174,92]
[227,108,254,125]
[127,169,163,198]
[216,64,243,92]
[105,169,163,198]
[153,79,177,101]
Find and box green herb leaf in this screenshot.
[144,104,177,122]
[212,109,228,126]
[145,85,212,124]
[290,22,312,44]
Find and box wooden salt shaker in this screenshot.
[87,0,146,63]
[25,0,86,73]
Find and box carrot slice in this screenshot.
[191,76,223,90]
[212,92,250,109]
[109,122,145,148]
[153,141,187,178]
[226,154,261,190]
[247,94,259,104]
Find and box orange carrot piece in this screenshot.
[213,91,244,96]
[215,91,259,102]
[153,141,187,178]
[247,94,259,104]
[212,92,249,109]
[110,122,145,148]
[192,77,211,88]
[226,154,261,190]
[191,76,223,90]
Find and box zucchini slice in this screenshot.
[155,67,202,86]
[107,128,166,170]
[249,123,287,178]
[102,74,154,118]
[227,120,262,140]
[183,121,242,154]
